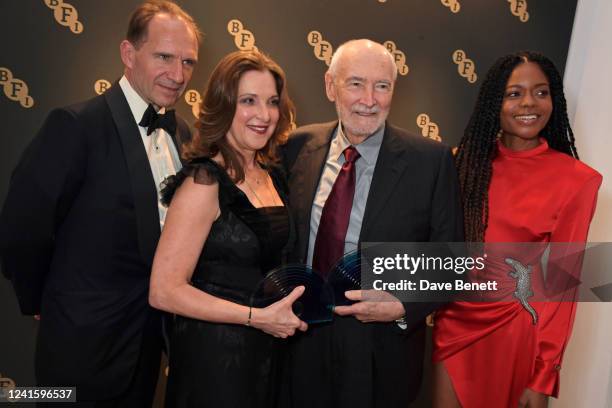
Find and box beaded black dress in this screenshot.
[160,157,292,408]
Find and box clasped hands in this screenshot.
[334,290,405,322]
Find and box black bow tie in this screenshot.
[139,104,177,136]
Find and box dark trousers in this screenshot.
[38,313,163,408]
[282,316,423,408]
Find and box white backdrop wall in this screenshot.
[556,0,612,406]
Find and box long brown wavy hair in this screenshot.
[184,50,296,183]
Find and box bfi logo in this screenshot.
[416,114,442,142]
[94,79,111,95]
[307,31,333,66]
[508,0,529,22]
[227,19,257,51]
[441,0,461,13]
[0,372,16,402]
[383,41,409,76]
[0,67,34,108]
[43,0,84,34]
[184,89,202,118]
[452,50,477,84]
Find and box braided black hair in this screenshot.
[456,51,578,242]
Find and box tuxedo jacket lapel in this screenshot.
[360,124,412,240]
[104,84,160,267]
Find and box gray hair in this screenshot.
[327,39,397,81]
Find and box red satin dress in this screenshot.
[433,140,602,407]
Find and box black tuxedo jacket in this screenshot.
[0,83,191,399]
[282,121,463,406]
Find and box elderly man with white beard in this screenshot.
[281,39,464,407]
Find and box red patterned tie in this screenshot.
[312,146,361,276]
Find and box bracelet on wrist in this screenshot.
[246,306,252,326]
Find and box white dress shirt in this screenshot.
[118,76,182,229]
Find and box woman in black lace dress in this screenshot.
[149,50,307,407]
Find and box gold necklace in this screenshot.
[244,171,280,207]
[244,176,265,207]
[246,164,264,184]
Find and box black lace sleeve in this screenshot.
[160,157,223,207]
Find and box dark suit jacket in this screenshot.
[282,121,463,406]
[0,83,191,399]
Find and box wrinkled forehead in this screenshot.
[335,49,395,82]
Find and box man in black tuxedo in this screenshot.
[283,39,463,407]
[0,1,199,405]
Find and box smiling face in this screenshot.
[121,13,198,109]
[499,61,553,150]
[325,41,396,144]
[226,70,280,157]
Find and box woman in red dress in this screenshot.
[432,51,602,407]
